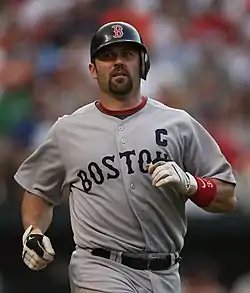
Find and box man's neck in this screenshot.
[99,92,142,111]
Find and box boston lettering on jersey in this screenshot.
[76,129,170,193]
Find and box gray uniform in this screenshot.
[14,98,236,293]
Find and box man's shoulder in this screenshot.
[146,97,190,119]
[56,102,97,124]
[67,102,97,117]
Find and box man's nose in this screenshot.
[114,54,124,64]
[113,60,125,71]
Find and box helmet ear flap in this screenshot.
[141,50,150,80]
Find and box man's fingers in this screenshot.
[152,169,171,186]
[151,165,165,178]
[155,176,175,187]
[23,247,52,270]
[24,256,48,271]
[148,161,163,174]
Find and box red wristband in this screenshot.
[191,177,217,208]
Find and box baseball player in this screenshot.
[14,21,236,293]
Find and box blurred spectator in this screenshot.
[100,0,153,47]
[181,258,227,293]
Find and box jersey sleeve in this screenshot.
[14,120,66,205]
[183,115,236,185]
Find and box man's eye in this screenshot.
[104,52,113,57]
[98,52,113,60]
[123,51,133,57]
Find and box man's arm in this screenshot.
[14,120,64,271]
[20,191,56,270]
[181,114,237,213]
[201,179,236,213]
[148,161,237,214]
[21,191,54,233]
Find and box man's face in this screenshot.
[89,43,141,97]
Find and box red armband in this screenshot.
[191,177,217,208]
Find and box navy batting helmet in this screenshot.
[90,21,150,80]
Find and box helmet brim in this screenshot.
[91,39,147,60]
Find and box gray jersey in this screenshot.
[14,98,235,255]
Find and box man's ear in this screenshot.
[89,62,97,79]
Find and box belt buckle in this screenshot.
[146,256,158,270]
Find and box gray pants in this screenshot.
[69,249,181,293]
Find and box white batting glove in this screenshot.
[148,161,198,196]
[22,225,55,271]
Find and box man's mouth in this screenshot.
[112,71,127,77]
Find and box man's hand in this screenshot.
[22,225,55,270]
[148,161,198,196]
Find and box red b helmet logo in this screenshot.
[112,24,124,39]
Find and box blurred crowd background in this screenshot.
[1,0,250,292]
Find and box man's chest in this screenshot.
[61,121,184,183]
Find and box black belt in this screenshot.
[91,248,181,271]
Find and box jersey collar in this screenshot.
[96,96,147,117]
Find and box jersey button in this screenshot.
[130,183,135,189]
[138,214,143,220]
[118,126,123,131]
[121,138,126,144]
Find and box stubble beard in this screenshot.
[108,75,133,97]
